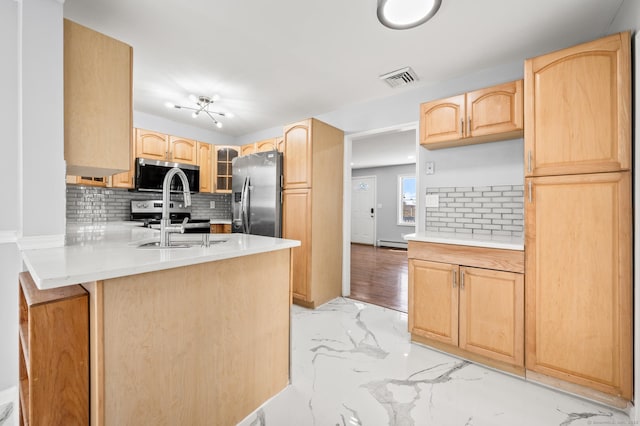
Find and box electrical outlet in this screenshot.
[210,201,216,209]
[425,194,439,208]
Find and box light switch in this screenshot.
[210,201,216,209]
[425,162,435,175]
[425,194,439,208]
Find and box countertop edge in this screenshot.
[24,240,300,290]
[404,233,524,251]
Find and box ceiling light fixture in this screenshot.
[165,95,233,129]
[377,0,441,30]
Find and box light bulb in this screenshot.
[378,0,441,30]
[192,112,199,118]
[225,112,235,119]
[216,122,222,129]
[188,94,198,103]
[164,101,175,109]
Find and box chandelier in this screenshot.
[165,95,233,128]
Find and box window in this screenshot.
[398,175,416,226]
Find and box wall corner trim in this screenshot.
[17,233,64,250]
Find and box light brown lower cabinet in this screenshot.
[283,188,311,302]
[408,242,525,374]
[18,272,89,426]
[210,223,231,233]
[525,171,632,403]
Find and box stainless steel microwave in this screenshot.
[134,158,200,192]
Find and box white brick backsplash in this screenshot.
[426,184,523,238]
[67,185,232,223]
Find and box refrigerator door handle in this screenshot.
[242,177,251,233]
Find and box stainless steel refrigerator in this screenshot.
[231,151,283,237]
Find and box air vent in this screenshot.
[379,67,419,88]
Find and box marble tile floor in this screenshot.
[238,298,631,426]
[0,387,16,426]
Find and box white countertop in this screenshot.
[210,219,232,224]
[21,222,300,290]
[404,231,524,251]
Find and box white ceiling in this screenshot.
[63,0,623,138]
[352,130,416,169]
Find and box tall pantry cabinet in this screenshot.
[524,32,632,402]
[281,119,344,308]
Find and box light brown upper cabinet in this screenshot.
[256,138,279,153]
[420,80,523,149]
[525,172,632,400]
[282,120,313,189]
[524,32,631,176]
[64,19,132,177]
[168,137,197,165]
[135,129,197,165]
[135,129,169,161]
[213,146,239,193]
[197,142,213,193]
[108,128,136,189]
[240,143,256,156]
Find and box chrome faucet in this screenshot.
[160,168,192,247]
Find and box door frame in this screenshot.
[350,175,377,245]
[342,121,420,297]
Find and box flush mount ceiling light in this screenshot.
[165,95,234,129]
[377,0,441,30]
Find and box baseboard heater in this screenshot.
[376,240,408,249]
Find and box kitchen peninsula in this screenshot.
[20,223,299,425]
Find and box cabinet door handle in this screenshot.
[528,181,532,203]
[452,270,457,288]
[460,118,464,137]
[461,270,465,290]
[527,150,532,173]
[467,116,471,136]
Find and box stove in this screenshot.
[130,200,210,233]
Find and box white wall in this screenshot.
[352,164,416,244]
[0,0,67,393]
[606,0,639,418]
[0,0,20,393]
[0,0,19,234]
[134,110,236,146]
[19,0,66,239]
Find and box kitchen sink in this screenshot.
[136,234,228,249]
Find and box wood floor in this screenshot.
[350,243,408,313]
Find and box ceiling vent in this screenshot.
[379,66,419,88]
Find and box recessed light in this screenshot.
[377,0,442,30]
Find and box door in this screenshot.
[283,189,312,302]
[459,267,524,366]
[524,32,631,177]
[408,260,458,346]
[351,176,375,245]
[525,172,632,398]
